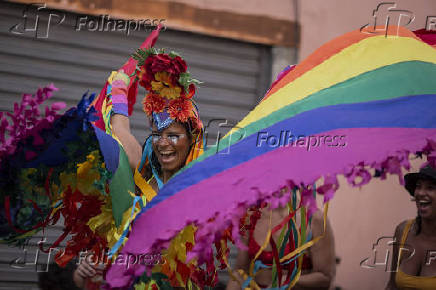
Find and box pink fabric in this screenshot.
[106,127,436,288]
[112,80,127,87]
[413,29,436,46]
[111,94,128,104]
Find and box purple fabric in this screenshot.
[106,127,436,288]
[93,125,120,175]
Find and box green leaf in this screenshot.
[168,51,180,58]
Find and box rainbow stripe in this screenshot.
[106,27,436,288]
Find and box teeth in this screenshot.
[418,201,431,205]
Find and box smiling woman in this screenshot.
[151,122,193,183]
[386,165,436,290]
[73,38,208,288]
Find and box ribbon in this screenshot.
[108,193,147,258]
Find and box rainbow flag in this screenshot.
[106,26,436,287]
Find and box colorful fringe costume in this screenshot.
[1,25,436,290]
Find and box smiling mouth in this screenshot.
[159,151,176,163]
[416,200,432,210]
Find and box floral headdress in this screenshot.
[132,48,202,131]
[132,48,205,189]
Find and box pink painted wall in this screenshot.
[168,0,435,58]
[299,0,436,59]
[328,162,421,289]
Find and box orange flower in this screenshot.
[142,93,166,116]
[168,98,193,123]
[151,72,182,100]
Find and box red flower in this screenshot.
[180,83,196,99]
[168,98,193,123]
[138,68,154,91]
[147,54,187,76]
[142,93,166,116]
[171,56,187,75]
[138,54,188,90]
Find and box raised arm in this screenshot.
[294,210,336,290]
[110,71,142,171]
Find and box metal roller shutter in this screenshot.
[0,1,272,288]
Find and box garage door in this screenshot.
[0,1,272,288]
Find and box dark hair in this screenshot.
[413,177,436,235]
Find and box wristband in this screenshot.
[111,78,129,116]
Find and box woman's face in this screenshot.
[414,178,436,220]
[151,122,192,174]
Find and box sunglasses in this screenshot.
[151,133,187,144]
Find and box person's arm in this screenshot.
[111,115,142,170]
[110,71,142,171]
[385,221,405,290]
[294,210,336,290]
[226,246,250,290]
[226,225,251,290]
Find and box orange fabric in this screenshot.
[263,26,419,101]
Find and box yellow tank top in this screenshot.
[395,219,436,289]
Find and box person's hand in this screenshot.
[113,69,130,86]
[73,257,103,289]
